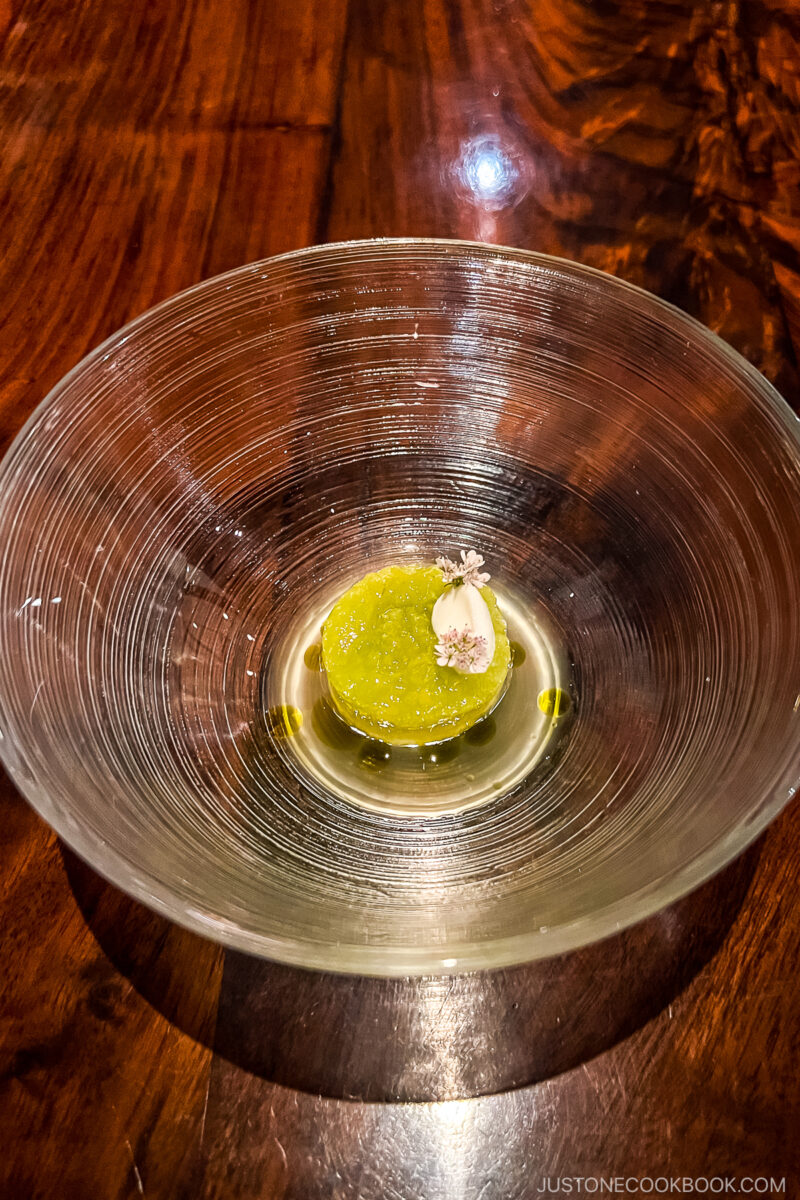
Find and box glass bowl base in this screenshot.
[272,578,571,818]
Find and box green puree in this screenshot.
[321,565,511,745]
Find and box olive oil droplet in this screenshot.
[311,698,362,751]
[420,740,460,765]
[359,740,392,771]
[304,643,322,670]
[265,704,303,739]
[464,715,497,746]
[537,687,570,718]
[510,641,527,667]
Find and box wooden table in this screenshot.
[2,2,800,1196]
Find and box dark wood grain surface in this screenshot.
[1,2,800,1197]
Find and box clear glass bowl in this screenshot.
[0,240,798,976]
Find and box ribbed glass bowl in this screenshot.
[1,240,798,976]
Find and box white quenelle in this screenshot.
[431,550,495,675]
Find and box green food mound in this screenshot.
[321,565,510,745]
